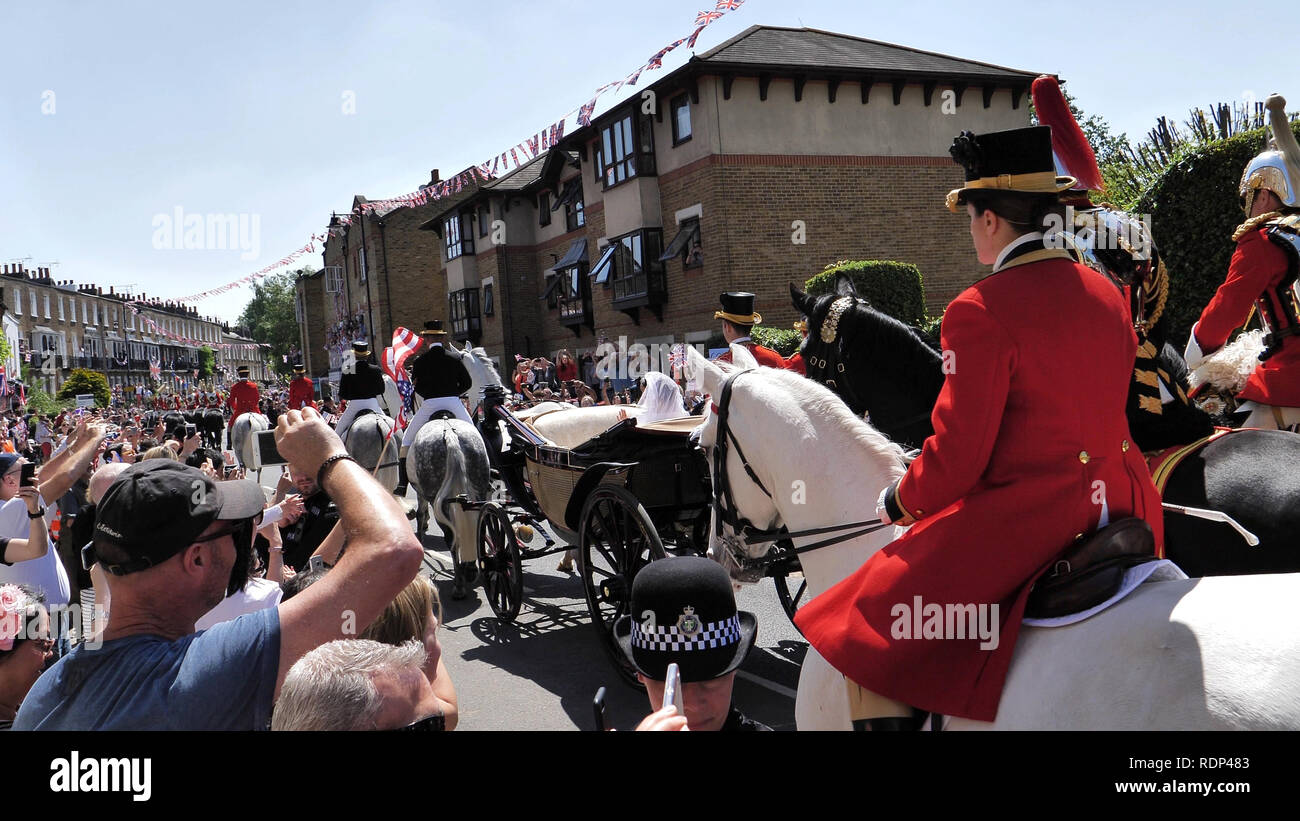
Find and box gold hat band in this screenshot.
[715,310,761,325]
[946,171,1077,213]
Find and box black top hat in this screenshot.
[715,292,762,326]
[91,461,266,576]
[236,365,250,376]
[292,363,306,374]
[946,126,1076,213]
[351,341,370,354]
[614,556,757,683]
[420,320,447,337]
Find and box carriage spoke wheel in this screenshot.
[579,485,666,687]
[770,555,810,636]
[476,503,523,622]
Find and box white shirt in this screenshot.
[195,577,282,631]
[0,494,69,606]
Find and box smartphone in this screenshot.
[185,423,197,439]
[662,662,684,716]
[308,555,325,572]
[20,462,36,487]
[592,686,607,732]
[251,429,287,469]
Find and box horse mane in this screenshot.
[817,295,944,398]
[468,346,504,388]
[755,366,909,482]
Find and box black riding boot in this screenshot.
[394,456,409,497]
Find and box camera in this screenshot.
[250,429,288,469]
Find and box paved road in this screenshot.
[257,465,808,731]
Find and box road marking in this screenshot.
[737,670,797,700]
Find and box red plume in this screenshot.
[1032,75,1104,192]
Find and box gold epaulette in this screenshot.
[1232,211,1283,242]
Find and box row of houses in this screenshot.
[0,263,270,398]
[297,25,1040,381]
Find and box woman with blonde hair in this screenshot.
[360,574,458,729]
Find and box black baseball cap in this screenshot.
[91,461,267,576]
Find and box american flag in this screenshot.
[383,327,422,427]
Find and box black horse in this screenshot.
[792,277,1300,576]
[199,408,226,450]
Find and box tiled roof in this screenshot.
[695,26,1039,80]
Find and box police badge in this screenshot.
[676,606,701,638]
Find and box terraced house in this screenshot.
[422,25,1040,368]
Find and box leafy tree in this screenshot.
[198,346,215,379]
[57,368,111,407]
[237,268,311,378]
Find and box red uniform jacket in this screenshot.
[716,339,787,369]
[783,351,806,375]
[288,376,316,411]
[1194,228,1300,407]
[226,380,261,427]
[795,252,1164,722]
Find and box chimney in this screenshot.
[430,169,441,184]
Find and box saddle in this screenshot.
[1025,518,1156,619]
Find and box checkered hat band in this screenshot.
[631,615,741,652]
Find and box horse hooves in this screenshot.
[556,561,573,573]
[451,581,468,600]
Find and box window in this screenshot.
[557,263,590,324]
[58,296,65,321]
[483,283,494,316]
[82,301,88,324]
[538,192,551,227]
[543,273,559,309]
[478,203,491,238]
[448,288,481,342]
[671,94,692,145]
[444,213,473,260]
[43,294,50,319]
[661,217,702,269]
[566,186,585,232]
[93,303,99,325]
[13,287,21,316]
[590,244,617,286]
[358,248,367,283]
[30,291,37,317]
[608,229,666,305]
[595,111,655,189]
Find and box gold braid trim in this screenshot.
[1232,211,1283,242]
[1139,259,1170,333]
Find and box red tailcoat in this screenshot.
[288,376,316,411]
[226,380,260,428]
[1193,228,1300,407]
[716,339,787,369]
[783,351,806,375]
[795,251,1164,722]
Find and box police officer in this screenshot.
[1185,93,1300,430]
[395,321,474,496]
[334,341,386,442]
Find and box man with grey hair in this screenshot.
[272,639,445,731]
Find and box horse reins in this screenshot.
[711,370,894,556]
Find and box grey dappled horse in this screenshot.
[344,411,400,494]
[409,418,490,599]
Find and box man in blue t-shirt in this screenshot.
[15,408,423,730]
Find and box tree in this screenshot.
[57,368,111,407]
[237,268,311,378]
[198,346,215,379]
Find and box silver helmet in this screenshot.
[1240,94,1300,213]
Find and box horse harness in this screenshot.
[805,296,933,433]
[710,370,894,558]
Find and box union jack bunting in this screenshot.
[695,10,723,25]
[687,26,707,49]
[149,359,161,380]
[715,0,743,10]
[577,100,597,127]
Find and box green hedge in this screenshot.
[803,260,928,328]
[1136,120,1300,343]
[750,326,802,356]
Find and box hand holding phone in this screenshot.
[20,462,37,487]
[662,662,684,717]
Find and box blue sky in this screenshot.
[0,0,1285,322]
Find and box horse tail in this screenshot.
[434,426,465,526]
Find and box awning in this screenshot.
[548,238,587,272]
[660,221,700,261]
[590,244,617,285]
[552,177,583,211]
[32,325,55,335]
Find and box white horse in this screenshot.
[684,344,1300,730]
[230,412,270,480]
[343,410,400,494]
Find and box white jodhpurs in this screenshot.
[335,398,382,441]
[402,396,474,448]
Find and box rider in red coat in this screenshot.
[226,366,261,430]
[713,292,788,369]
[287,364,316,411]
[1184,94,1300,430]
[794,127,1164,726]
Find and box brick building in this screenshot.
[420,26,1037,370]
[0,262,252,397]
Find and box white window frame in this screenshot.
[58,295,65,321]
[30,291,36,317]
[13,287,21,316]
[43,293,50,319]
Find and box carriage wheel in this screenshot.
[579,485,666,687]
[476,503,523,622]
[770,555,810,636]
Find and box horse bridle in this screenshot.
[710,370,894,559]
[804,296,933,434]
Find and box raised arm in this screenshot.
[38,423,108,504]
[0,486,49,564]
[273,408,423,696]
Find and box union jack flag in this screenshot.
[715,0,743,10]
[577,99,597,127]
[149,359,161,380]
[695,10,723,25]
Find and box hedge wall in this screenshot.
[803,260,928,328]
[1136,120,1300,344]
